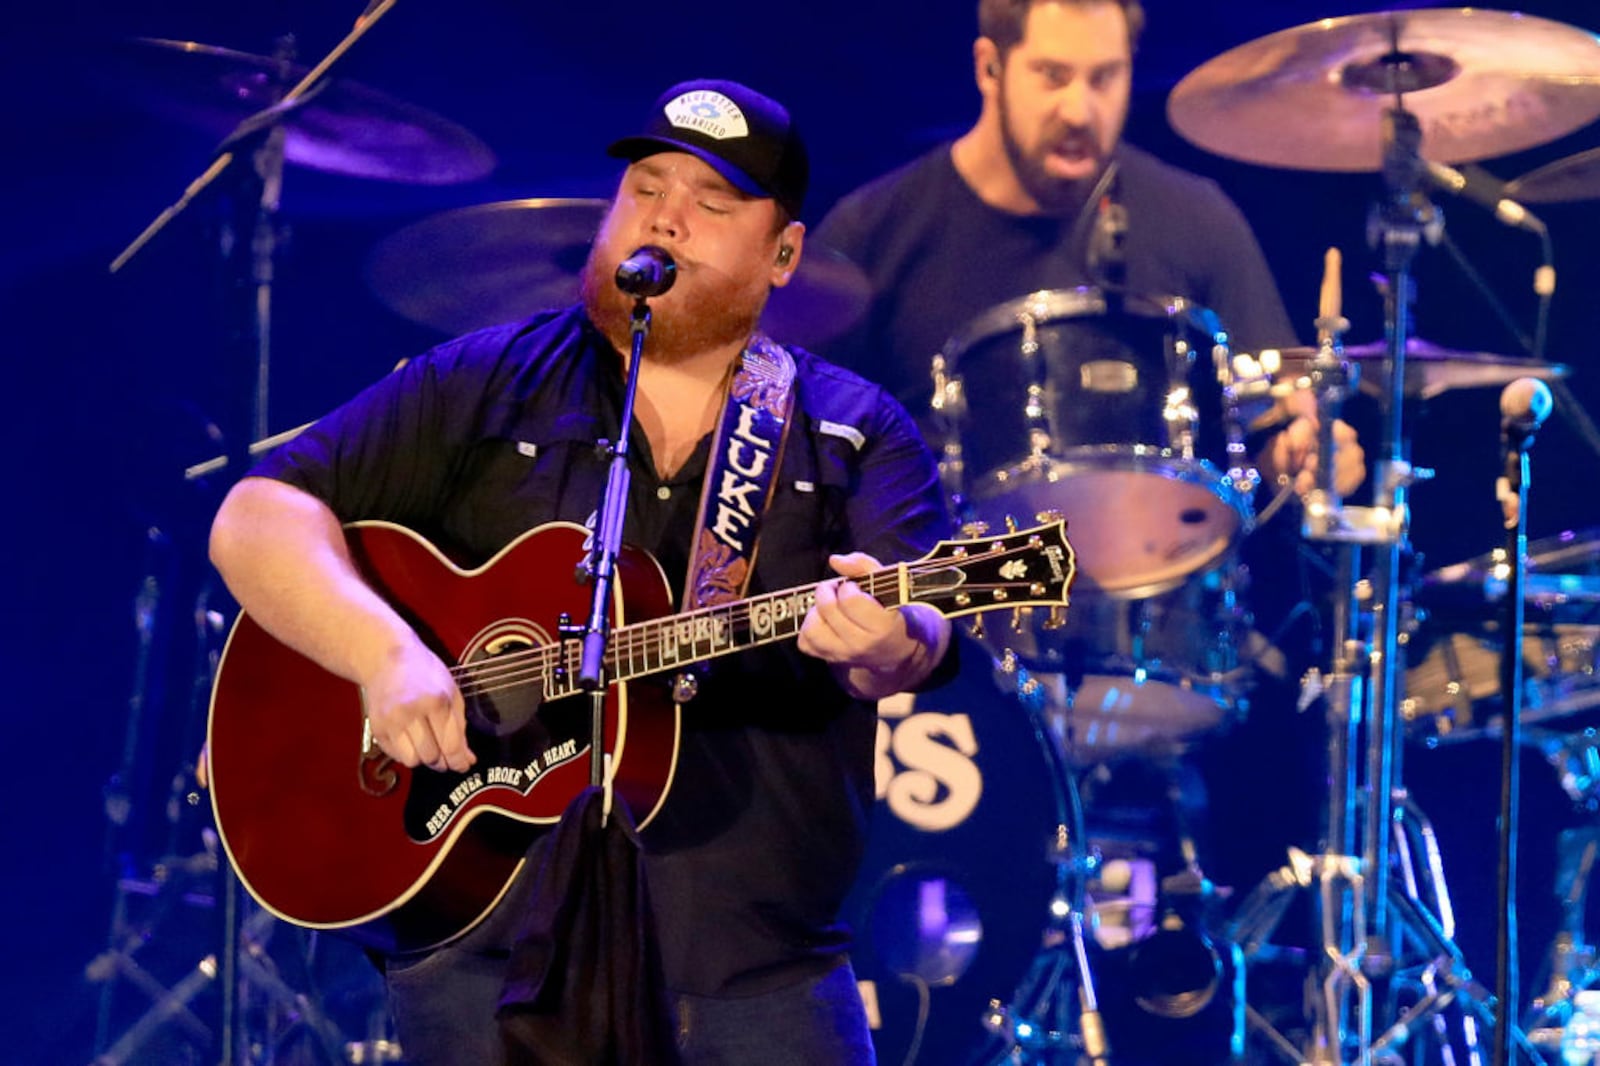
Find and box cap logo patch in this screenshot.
[664,91,750,141]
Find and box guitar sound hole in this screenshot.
[463,639,544,738]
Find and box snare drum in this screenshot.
[933,288,1256,598]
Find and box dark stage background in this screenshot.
[4,1,1599,1061]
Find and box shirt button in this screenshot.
[656,486,672,500]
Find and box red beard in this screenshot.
[579,246,770,364]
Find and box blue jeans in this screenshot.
[673,961,877,1066]
[385,868,876,1065]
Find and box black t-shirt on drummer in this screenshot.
[813,141,1298,410]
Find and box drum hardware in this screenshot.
[1525,826,1600,1049]
[1178,85,1476,1066]
[850,650,1116,1066]
[107,13,446,1061]
[362,199,873,349]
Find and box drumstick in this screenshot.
[1316,246,1347,347]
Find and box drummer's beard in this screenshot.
[580,245,771,365]
[997,81,1112,216]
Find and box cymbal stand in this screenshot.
[976,667,1110,1066]
[1230,96,1520,1064]
[107,7,402,1060]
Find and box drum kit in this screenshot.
[854,8,1600,1066]
[94,5,1600,1066]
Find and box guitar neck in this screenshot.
[544,565,907,698]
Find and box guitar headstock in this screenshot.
[905,519,1076,619]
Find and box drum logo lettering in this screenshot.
[874,692,983,832]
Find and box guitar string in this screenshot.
[452,567,1051,700]
[446,542,1059,700]
[451,566,906,699]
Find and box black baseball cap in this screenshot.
[607,79,809,220]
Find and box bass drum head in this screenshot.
[845,635,1074,1065]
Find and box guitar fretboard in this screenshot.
[579,567,905,692]
[458,567,909,702]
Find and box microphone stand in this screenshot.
[1493,411,1540,1066]
[574,297,654,808]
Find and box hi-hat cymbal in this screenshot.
[1418,528,1600,616]
[121,38,496,184]
[1169,9,1600,172]
[1264,337,1569,400]
[365,198,871,347]
[1506,146,1600,203]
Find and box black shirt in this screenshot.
[249,305,953,995]
[814,141,1298,410]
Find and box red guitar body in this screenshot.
[205,517,1075,954]
[206,522,680,954]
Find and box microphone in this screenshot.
[614,246,678,298]
[1423,160,1546,234]
[1086,196,1128,292]
[1501,376,1554,447]
[1498,377,1553,528]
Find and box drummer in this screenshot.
[814,0,1363,497]
[815,0,1368,896]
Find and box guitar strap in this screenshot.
[680,332,798,614]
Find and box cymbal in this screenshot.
[1506,146,1600,203]
[366,198,604,334]
[1264,337,1569,400]
[1418,528,1600,617]
[365,198,871,347]
[122,38,496,184]
[1168,9,1600,172]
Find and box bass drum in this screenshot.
[845,636,1080,1065]
[846,636,1242,1064]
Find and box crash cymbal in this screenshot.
[1168,10,1600,172]
[1506,146,1600,203]
[121,38,496,184]
[365,198,871,347]
[1263,337,1569,400]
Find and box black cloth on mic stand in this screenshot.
[498,786,680,1065]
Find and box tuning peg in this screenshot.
[1005,515,1019,533]
[968,615,986,640]
[960,520,990,538]
[1042,606,1068,631]
[1010,607,1028,634]
[1034,509,1064,526]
